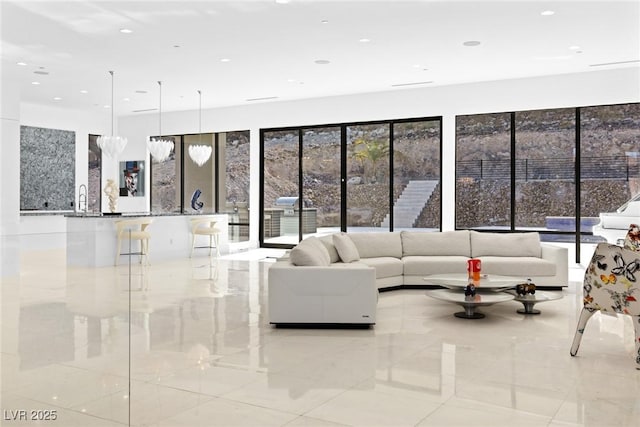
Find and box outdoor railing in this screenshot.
[456,156,639,181]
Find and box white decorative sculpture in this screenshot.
[104,179,119,213]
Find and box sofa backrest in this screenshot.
[470,231,541,257]
[401,230,471,257]
[348,232,403,259]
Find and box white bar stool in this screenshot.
[115,218,153,265]
[190,216,221,257]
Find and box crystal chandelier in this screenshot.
[97,71,128,157]
[147,81,174,162]
[188,89,212,167]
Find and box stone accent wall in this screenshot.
[20,125,75,211]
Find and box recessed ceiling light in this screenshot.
[80,90,88,94]
[53,97,62,101]
[463,40,481,47]
[16,61,27,66]
[314,59,331,65]
[220,58,231,62]
[391,81,433,87]
[359,38,371,43]
[103,105,110,109]
[31,81,40,85]
[275,0,291,4]
[120,28,133,34]
[321,20,329,24]
[34,70,49,75]
[135,90,147,94]
[569,45,581,50]
[541,10,555,16]
[123,97,130,102]
[246,96,279,102]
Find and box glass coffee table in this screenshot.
[506,291,563,315]
[424,273,525,291]
[427,289,514,319]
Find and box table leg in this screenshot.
[517,301,541,315]
[454,304,485,319]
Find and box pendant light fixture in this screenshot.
[188,89,212,167]
[147,81,174,162]
[97,70,128,157]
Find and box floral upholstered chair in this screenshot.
[570,242,640,369]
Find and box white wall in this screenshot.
[119,67,640,244]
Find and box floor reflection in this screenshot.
[2,248,640,426]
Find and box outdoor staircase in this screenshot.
[381,180,438,228]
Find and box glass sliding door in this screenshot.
[581,103,640,243]
[515,108,575,238]
[455,113,512,230]
[263,129,300,245]
[393,119,441,231]
[302,127,341,237]
[346,124,390,231]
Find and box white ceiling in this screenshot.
[2,0,639,115]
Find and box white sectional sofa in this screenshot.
[268,230,568,325]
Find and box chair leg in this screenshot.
[570,307,596,357]
[633,315,640,370]
[214,233,220,257]
[209,235,213,257]
[190,234,196,258]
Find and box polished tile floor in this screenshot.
[2,247,640,426]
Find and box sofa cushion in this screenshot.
[348,232,402,259]
[333,233,360,263]
[319,234,341,263]
[358,257,404,279]
[470,231,541,258]
[477,256,556,277]
[403,255,470,276]
[290,236,330,266]
[401,230,471,257]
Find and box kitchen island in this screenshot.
[66,213,228,267]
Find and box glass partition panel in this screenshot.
[302,127,341,237]
[582,103,640,244]
[346,124,390,231]
[515,108,575,235]
[183,134,215,214]
[263,130,300,244]
[456,113,511,229]
[393,120,441,231]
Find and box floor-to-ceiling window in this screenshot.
[515,108,576,235]
[456,102,640,259]
[346,123,390,232]
[580,103,640,243]
[302,127,341,236]
[151,135,180,213]
[392,120,442,230]
[88,134,101,212]
[262,129,300,245]
[456,113,512,230]
[150,131,250,242]
[260,117,442,247]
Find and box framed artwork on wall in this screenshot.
[119,160,145,197]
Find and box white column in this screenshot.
[0,64,21,277]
